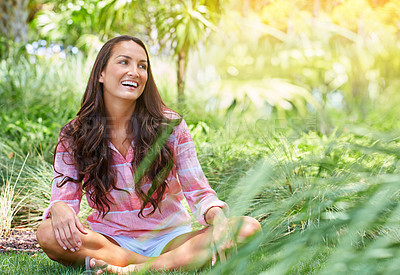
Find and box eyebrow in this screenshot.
[115,55,147,63]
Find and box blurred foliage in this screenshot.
[30,0,169,53]
[0,47,86,161]
[2,0,399,116]
[187,0,400,121]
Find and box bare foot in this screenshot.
[90,258,136,274]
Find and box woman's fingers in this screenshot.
[67,223,80,251]
[226,243,238,260]
[218,248,227,263]
[62,225,76,252]
[54,227,67,251]
[57,227,73,251]
[214,241,238,265]
[212,224,239,265]
[75,215,88,235]
[232,242,238,255]
[213,238,227,264]
[54,220,79,252]
[211,253,217,266]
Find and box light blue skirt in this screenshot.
[96,225,192,257]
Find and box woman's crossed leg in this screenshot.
[89,216,261,274]
[37,216,261,274]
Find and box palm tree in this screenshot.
[32,0,149,52]
[156,0,220,105]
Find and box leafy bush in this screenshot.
[0,48,87,161]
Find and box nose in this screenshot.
[127,66,139,78]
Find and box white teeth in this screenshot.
[121,81,138,88]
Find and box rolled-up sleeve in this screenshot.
[174,119,228,225]
[42,133,82,220]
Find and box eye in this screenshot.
[139,64,147,70]
[119,60,128,65]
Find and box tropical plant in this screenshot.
[31,0,152,52]
[206,78,321,119]
[155,0,221,105]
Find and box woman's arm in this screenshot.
[173,119,233,261]
[173,119,229,225]
[44,129,87,252]
[204,206,234,263]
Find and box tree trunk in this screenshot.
[242,0,249,17]
[311,0,320,36]
[313,0,320,18]
[0,0,29,43]
[177,47,187,106]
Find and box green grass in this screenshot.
[0,252,85,275]
[0,252,212,275]
[0,246,330,275]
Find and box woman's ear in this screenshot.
[99,72,104,83]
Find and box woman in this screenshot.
[36,35,261,274]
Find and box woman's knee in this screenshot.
[36,219,59,260]
[36,219,54,248]
[245,216,262,233]
[234,216,262,242]
[37,219,83,265]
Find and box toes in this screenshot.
[106,264,123,274]
[89,258,96,268]
[92,258,108,268]
[89,259,135,274]
[124,265,136,273]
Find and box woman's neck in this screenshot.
[104,100,136,132]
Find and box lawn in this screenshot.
[0,252,210,274]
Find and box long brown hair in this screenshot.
[54,35,180,218]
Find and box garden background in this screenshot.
[1,0,400,274]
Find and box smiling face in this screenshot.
[99,40,148,106]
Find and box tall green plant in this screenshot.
[156,0,220,105]
[201,125,400,274]
[0,50,86,160]
[0,155,28,237]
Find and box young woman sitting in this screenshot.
[36,35,261,274]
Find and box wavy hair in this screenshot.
[54,35,181,218]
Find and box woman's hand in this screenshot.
[205,207,236,264]
[49,201,87,252]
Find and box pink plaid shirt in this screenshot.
[43,111,228,240]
